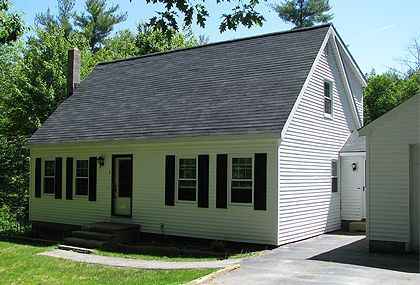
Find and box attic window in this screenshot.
[324,81,333,115]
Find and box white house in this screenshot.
[27,24,366,246]
[359,93,420,253]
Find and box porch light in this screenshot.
[351,162,357,171]
[97,156,105,168]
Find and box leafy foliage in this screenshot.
[74,0,127,51]
[135,23,205,55]
[0,1,205,233]
[364,71,420,124]
[0,0,24,44]
[272,0,333,28]
[132,0,265,34]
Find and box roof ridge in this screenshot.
[98,23,333,66]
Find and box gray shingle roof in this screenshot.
[340,132,366,153]
[28,24,331,145]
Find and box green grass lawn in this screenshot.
[0,240,215,285]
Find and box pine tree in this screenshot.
[74,0,127,51]
[272,0,333,28]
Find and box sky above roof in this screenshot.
[13,0,420,75]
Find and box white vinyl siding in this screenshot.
[364,96,420,244]
[278,43,359,245]
[29,135,279,245]
[341,50,364,123]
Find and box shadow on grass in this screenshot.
[99,244,230,260]
[0,233,60,248]
[309,237,419,273]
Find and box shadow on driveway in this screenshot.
[309,234,419,273]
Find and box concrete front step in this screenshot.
[63,237,109,249]
[349,221,366,232]
[58,244,95,254]
[72,230,117,242]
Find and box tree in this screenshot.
[272,0,333,29]
[129,0,265,34]
[1,24,92,136]
[364,71,420,124]
[398,36,420,76]
[0,0,24,44]
[75,0,127,51]
[135,23,205,55]
[35,0,75,38]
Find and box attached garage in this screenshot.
[360,93,420,253]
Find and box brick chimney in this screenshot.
[67,48,81,97]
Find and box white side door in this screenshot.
[361,157,366,219]
[410,144,419,252]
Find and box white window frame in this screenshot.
[74,159,89,197]
[324,79,333,117]
[175,156,198,203]
[228,154,254,206]
[43,159,55,195]
[331,159,339,193]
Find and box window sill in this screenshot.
[176,200,197,204]
[229,202,253,207]
[74,195,88,199]
[324,113,334,119]
[42,193,55,196]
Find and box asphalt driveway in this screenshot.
[210,232,420,285]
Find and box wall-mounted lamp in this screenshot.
[351,162,357,171]
[97,156,105,168]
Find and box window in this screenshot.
[331,160,338,193]
[75,160,89,195]
[44,160,55,194]
[324,81,332,115]
[231,157,253,204]
[177,158,197,201]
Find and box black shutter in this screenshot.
[216,154,228,209]
[55,157,63,199]
[88,157,97,201]
[254,153,267,210]
[35,158,42,198]
[165,155,175,206]
[66,157,73,200]
[198,155,209,208]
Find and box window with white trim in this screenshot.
[331,160,338,193]
[231,157,253,204]
[324,81,333,115]
[44,160,55,194]
[75,160,89,196]
[177,158,197,201]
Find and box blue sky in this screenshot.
[13,0,420,74]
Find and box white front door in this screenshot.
[112,156,132,217]
[410,144,419,252]
[361,157,366,219]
